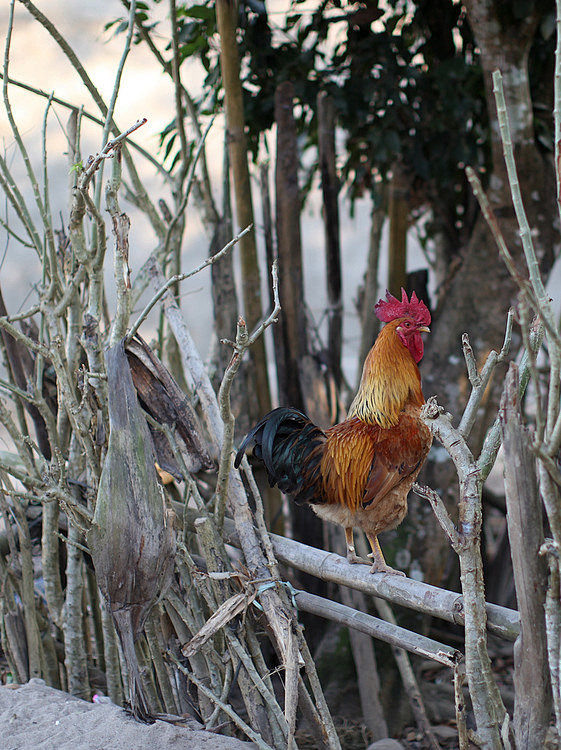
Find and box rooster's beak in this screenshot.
[418,326,430,334]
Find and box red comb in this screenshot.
[375,288,431,326]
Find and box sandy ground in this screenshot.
[1,679,255,750]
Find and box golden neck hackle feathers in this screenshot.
[347,319,424,429]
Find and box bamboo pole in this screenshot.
[215,0,271,418]
[184,507,520,643]
[264,525,519,641]
[296,590,460,668]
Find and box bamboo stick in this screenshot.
[423,399,508,747]
[263,526,520,641]
[339,584,388,739]
[296,591,460,668]
[183,506,520,643]
[374,597,442,750]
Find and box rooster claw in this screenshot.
[369,563,406,576]
[365,535,406,575]
[346,552,369,566]
[367,553,406,576]
[346,552,405,575]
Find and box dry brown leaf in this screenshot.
[182,590,256,658]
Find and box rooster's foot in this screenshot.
[365,535,406,575]
[346,552,369,565]
[367,555,406,576]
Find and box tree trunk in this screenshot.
[274,80,327,581]
[417,0,558,585]
[317,91,343,388]
[500,364,551,749]
[387,163,409,296]
[215,0,271,420]
[274,80,308,411]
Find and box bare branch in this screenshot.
[161,113,216,261]
[478,315,543,480]
[462,333,481,387]
[169,654,276,750]
[492,70,558,330]
[422,399,509,746]
[215,260,280,528]
[127,223,251,345]
[99,0,137,156]
[414,483,461,552]
[3,0,45,256]
[0,72,169,178]
[80,118,147,190]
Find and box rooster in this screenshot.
[235,289,432,575]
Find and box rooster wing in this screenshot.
[361,411,429,509]
[316,406,431,573]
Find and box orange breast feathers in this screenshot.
[320,409,430,513]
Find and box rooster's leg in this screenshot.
[366,534,406,576]
[344,527,365,564]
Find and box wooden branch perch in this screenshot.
[421,397,509,746]
[198,508,520,642]
[295,590,461,668]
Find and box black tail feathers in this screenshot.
[234,407,326,504]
